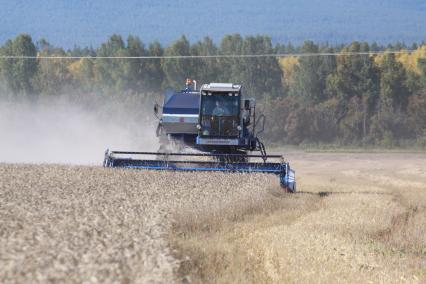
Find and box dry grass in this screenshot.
[1,153,426,283]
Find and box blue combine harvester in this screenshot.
[104,79,296,192]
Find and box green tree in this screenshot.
[419,58,426,87]
[290,41,336,103]
[69,58,95,92]
[125,35,147,91]
[190,37,219,85]
[162,35,193,88]
[68,45,95,57]
[145,41,164,91]
[379,53,410,111]
[407,90,426,138]
[94,34,128,90]
[0,34,38,95]
[33,39,72,95]
[368,53,412,143]
[241,35,283,98]
[326,42,380,139]
[219,34,283,98]
[218,33,244,83]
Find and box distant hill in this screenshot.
[1,0,425,48]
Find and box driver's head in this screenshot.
[216,100,222,107]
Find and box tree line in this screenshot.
[1,34,425,147]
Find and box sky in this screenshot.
[0,0,425,48]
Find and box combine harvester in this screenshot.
[103,79,296,192]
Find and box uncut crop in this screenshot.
[0,164,276,283]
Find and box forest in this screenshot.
[1,34,425,147]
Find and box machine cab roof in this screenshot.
[201,83,242,93]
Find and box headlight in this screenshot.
[237,125,242,131]
[196,124,202,130]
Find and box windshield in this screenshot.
[200,92,240,137]
[201,92,240,116]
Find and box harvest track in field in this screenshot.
[1,153,425,283]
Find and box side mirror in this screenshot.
[244,100,250,110]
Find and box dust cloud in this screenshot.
[0,95,159,165]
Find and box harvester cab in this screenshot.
[156,82,266,158]
[104,80,296,192]
[196,83,261,155]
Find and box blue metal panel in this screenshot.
[163,92,200,115]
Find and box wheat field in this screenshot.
[1,153,425,283]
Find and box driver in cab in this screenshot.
[212,100,228,116]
